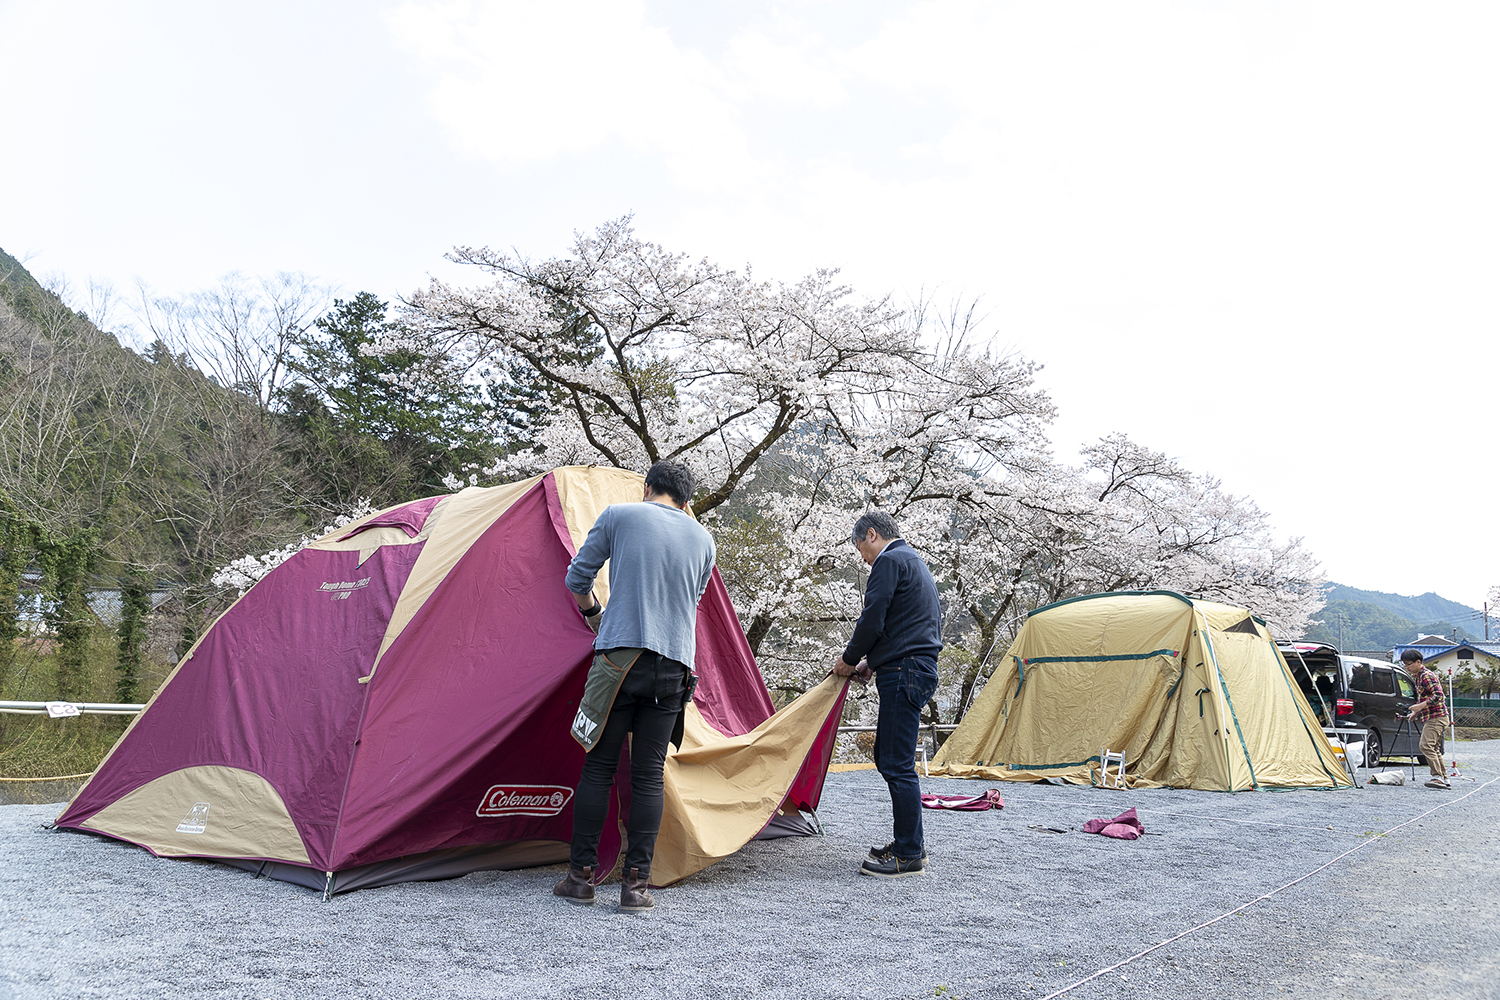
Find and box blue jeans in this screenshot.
[874,656,939,860]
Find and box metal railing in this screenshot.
[835,724,960,734]
[2,708,978,734]
[0,701,145,717]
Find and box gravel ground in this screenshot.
[2,743,1497,1000]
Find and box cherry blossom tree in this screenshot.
[399,219,1064,698]
[1069,433,1326,637]
[398,217,1054,512]
[391,220,1324,719]
[722,432,1324,719]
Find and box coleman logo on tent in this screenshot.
[318,577,372,601]
[476,785,574,818]
[176,802,210,834]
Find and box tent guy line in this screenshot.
[1142,810,1373,838]
[1027,774,1500,1000]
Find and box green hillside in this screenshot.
[1,245,525,705]
[1303,584,1487,649]
[1325,584,1481,627]
[0,247,45,303]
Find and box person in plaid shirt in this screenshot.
[1402,650,1450,789]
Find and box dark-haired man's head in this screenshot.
[1400,649,1424,666]
[644,461,695,508]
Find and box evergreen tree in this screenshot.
[114,568,152,703]
[36,526,101,700]
[282,292,507,507]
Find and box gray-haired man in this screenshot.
[831,511,942,876]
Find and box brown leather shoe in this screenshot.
[619,867,654,911]
[552,865,595,904]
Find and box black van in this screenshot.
[1277,642,1422,766]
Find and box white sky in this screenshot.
[1,1,1495,610]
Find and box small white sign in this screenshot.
[176,802,211,834]
[44,702,80,718]
[571,708,598,741]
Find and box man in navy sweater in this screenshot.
[832,511,942,877]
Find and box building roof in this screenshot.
[1391,640,1500,661]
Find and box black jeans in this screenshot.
[569,649,687,876]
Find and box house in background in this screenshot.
[1391,636,1500,699]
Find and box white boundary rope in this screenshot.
[1142,810,1367,837]
[1034,774,1500,1000]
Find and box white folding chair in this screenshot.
[1099,747,1127,788]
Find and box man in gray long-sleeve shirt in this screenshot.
[552,460,715,911]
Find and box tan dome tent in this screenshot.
[930,591,1352,791]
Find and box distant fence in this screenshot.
[1451,699,1500,729]
[0,702,142,805]
[0,775,92,806]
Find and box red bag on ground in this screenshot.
[1082,807,1144,840]
[920,789,1004,811]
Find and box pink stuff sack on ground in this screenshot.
[1082,807,1144,840]
[919,789,1003,811]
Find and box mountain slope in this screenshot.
[1325,584,1480,625]
[1303,585,1487,649]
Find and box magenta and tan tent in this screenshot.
[56,467,848,894]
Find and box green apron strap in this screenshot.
[571,648,643,751]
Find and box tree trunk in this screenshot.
[744,612,774,656]
[115,569,152,703]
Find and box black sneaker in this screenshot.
[867,841,929,863]
[860,853,927,878]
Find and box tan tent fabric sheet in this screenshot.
[548,465,651,607]
[651,675,847,886]
[81,765,310,862]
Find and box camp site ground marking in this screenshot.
[176,802,210,834]
[476,785,573,818]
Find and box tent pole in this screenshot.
[1200,614,1252,790]
[957,612,1029,721]
[322,871,334,902]
[1286,648,1332,725]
